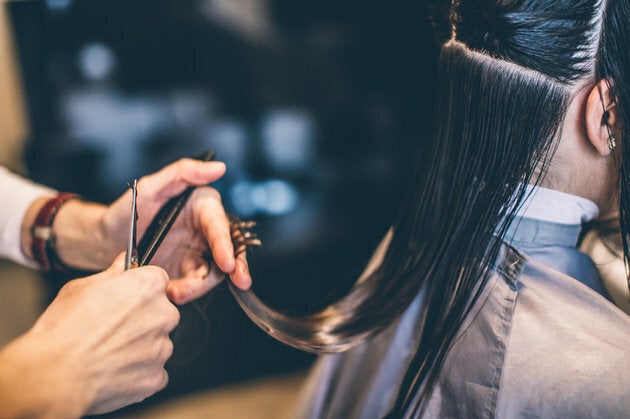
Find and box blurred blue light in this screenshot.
[46,0,73,11]
[78,43,116,81]
[230,180,257,217]
[258,179,299,216]
[229,179,299,217]
[261,109,315,175]
[203,119,248,171]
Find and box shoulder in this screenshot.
[495,255,630,416]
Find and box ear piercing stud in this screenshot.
[608,134,616,152]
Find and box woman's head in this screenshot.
[384,0,629,415]
[429,0,627,211]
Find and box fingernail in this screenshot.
[210,161,226,172]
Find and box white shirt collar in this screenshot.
[516,184,599,225]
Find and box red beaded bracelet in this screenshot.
[30,193,81,272]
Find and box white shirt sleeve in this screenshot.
[0,166,56,268]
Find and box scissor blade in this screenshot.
[125,179,139,270]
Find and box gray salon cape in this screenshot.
[297,216,630,418]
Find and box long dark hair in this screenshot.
[231,0,629,416]
[385,0,630,415]
[597,0,630,290]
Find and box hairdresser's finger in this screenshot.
[104,252,128,275]
[194,187,236,274]
[167,265,224,305]
[229,252,252,291]
[140,159,227,205]
[179,251,204,276]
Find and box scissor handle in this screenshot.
[137,151,216,267]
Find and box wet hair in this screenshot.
[383,0,630,415]
[597,0,630,289]
[231,0,629,416]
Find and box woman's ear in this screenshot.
[586,79,618,157]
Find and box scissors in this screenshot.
[125,151,218,270]
[124,179,139,270]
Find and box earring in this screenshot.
[608,134,616,151]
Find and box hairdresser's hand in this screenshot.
[102,158,252,303]
[0,254,178,417]
[49,157,251,302]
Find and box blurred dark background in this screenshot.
[7,0,438,413]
